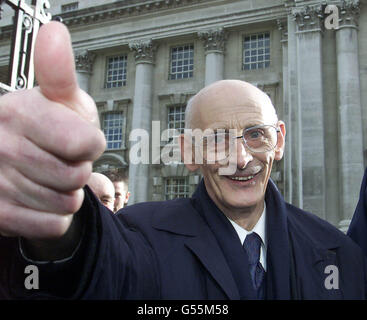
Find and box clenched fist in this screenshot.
[0,22,106,239]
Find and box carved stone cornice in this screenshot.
[284,0,295,15]
[129,39,157,64]
[74,49,96,73]
[197,27,227,54]
[338,0,360,28]
[0,2,289,44]
[293,5,324,33]
[59,0,208,28]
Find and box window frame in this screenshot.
[242,32,271,71]
[164,177,190,200]
[167,104,186,137]
[61,2,79,13]
[102,111,125,151]
[168,44,194,81]
[104,54,128,89]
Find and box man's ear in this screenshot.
[274,121,286,161]
[180,133,200,172]
[124,191,130,205]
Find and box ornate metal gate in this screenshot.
[0,0,52,94]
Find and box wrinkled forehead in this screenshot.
[191,81,277,130]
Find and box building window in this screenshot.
[103,112,124,150]
[61,2,78,13]
[165,177,190,200]
[105,55,127,88]
[243,32,270,70]
[168,105,186,135]
[169,44,194,80]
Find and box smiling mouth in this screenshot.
[226,167,262,182]
[229,175,255,181]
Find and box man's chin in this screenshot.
[220,185,264,210]
[225,197,262,210]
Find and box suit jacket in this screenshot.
[1,179,366,299]
[348,168,367,257]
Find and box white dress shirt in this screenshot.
[227,203,267,271]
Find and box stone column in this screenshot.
[74,50,96,93]
[277,19,293,204]
[336,1,364,225]
[294,6,326,218]
[198,28,227,86]
[128,40,157,204]
[287,11,303,209]
[322,15,340,227]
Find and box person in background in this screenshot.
[103,170,130,213]
[87,172,115,212]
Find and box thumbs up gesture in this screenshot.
[0,22,106,239]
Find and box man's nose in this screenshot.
[235,138,253,169]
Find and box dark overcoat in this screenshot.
[1,180,366,299]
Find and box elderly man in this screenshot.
[87,173,115,212]
[0,22,366,300]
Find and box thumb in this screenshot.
[34,21,78,103]
[34,21,101,128]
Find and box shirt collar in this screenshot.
[227,202,267,247]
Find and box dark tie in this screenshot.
[243,232,265,298]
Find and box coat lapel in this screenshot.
[192,180,258,299]
[264,180,291,299]
[288,218,343,299]
[266,180,344,299]
[184,232,240,299]
[151,198,240,299]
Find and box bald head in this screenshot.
[87,172,115,212]
[185,80,277,130]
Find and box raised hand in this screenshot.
[0,22,106,239]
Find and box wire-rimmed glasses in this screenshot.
[198,124,280,161]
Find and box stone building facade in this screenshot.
[1,0,367,230]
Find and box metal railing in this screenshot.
[0,0,52,94]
